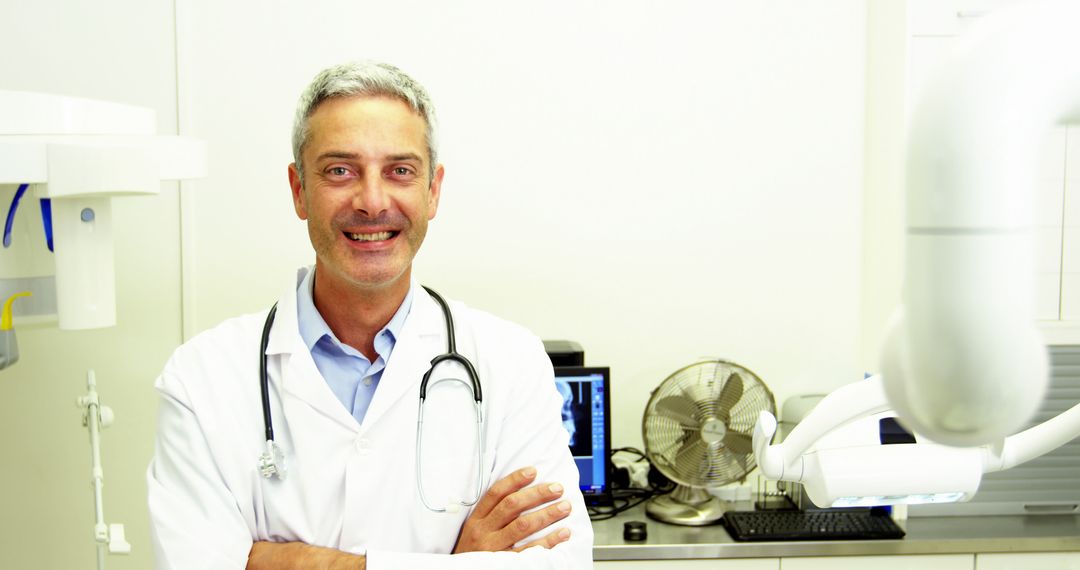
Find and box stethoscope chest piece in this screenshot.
[259,439,286,480]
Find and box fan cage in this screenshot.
[643,359,776,488]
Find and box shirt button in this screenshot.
[362,377,373,387]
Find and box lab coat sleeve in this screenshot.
[365,330,594,569]
[147,363,253,569]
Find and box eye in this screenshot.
[387,165,419,181]
[328,166,350,177]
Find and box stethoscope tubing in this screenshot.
[257,285,485,511]
[259,304,278,443]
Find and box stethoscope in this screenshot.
[257,286,486,513]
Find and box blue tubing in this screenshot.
[40,198,53,252]
[3,183,29,248]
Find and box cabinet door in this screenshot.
[596,559,778,570]
[1035,127,1068,321]
[781,554,973,570]
[1061,128,1080,321]
[909,0,1019,36]
[908,0,1072,325]
[976,552,1080,569]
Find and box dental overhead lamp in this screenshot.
[754,0,1080,509]
[0,90,206,568]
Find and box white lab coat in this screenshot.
[147,267,594,569]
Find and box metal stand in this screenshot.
[77,370,130,570]
[645,485,730,526]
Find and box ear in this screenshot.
[427,164,445,221]
[288,163,308,220]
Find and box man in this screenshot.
[147,61,593,569]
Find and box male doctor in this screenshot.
[147,61,593,569]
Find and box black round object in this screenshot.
[623,520,647,541]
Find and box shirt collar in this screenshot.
[296,267,415,353]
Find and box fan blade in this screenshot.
[682,381,717,418]
[715,372,744,423]
[722,431,753,455]
[674,439,708,481]
[649,418,697,459]
[733,449,750,476]
[655,396,702,427]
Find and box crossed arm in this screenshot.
[246,467,573,569]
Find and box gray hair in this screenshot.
[291,61,438,184]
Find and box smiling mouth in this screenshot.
[345,231,397,242]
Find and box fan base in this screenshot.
[645,487,731,526]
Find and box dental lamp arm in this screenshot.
[752,376,1080,508]
[983,401,1080,473]
[883,0,1080,447]
[756,1,1080,509]
[754,376,891,483]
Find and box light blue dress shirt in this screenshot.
[296,269,414,425]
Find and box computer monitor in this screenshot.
[553,366,612,505]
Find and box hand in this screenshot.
[247,541,365,570]
[453,466,573,553]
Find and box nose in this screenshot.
[352,171,390,217]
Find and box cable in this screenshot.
[588,447,675,521]
[587,488,658,521]
[612,446,647,459]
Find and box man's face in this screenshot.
[289,95,443,294]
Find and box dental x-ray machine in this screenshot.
[754,0,1080,509]
[0,90,206,568]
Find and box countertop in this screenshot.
[592,503,1080,560]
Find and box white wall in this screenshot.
[182,0,868,451]
[860,1,909,369]
[1,1,869,568]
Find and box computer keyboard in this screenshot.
[722,508,906,541]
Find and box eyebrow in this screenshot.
[314,151,359,162]
[314,151,425,164]
[387,153,425,164]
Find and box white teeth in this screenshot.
[347,231,393,242]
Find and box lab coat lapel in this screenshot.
[265,267,360,432]
[359,286,444,431]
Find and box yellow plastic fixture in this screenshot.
[1,291,31,331]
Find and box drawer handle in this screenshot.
[1023,504,1078,514]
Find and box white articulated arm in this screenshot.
[883,0,1080,447]
[755,0,1080,509]
[754,376,988,508]
[983,401,1080,473]
[753,376,891,484]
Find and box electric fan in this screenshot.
[643,359,776,525]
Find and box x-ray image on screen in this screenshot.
[555,378,577,446]
[556,378,594,457]
[553,367,611,503]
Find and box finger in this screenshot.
[488,481,566,529]
[471,466,537,518]
[512,527,572,553]
[498,498,573,546]
[487,483,564,530]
